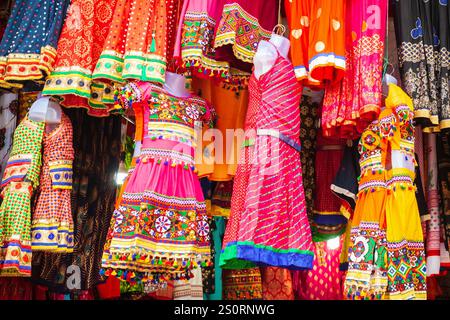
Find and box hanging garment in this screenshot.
[311,131,347,241]
[284,0,346,87]
[204,216,225,300]
[31,112,74,253]
[0,92,18,178]
[261,267,294,300]
[393,0,450,131]
[191,77,249,181]
[173,267,203,300]
[32,110,121,290]
[321,0,388,139]
[345,84,427,300]
[0,115,44,277]
[0,0,70,89]
[102,82,214,288]
[220,42,314,270]
[293,237,344,300]
[383,84,427,300]
[92,0,169,85]
[42,0,118,117]
[223,268,262,300]
[213,0,278,73]
[426,133,441,276]
[174,0,228,78]
[0,278,33,300]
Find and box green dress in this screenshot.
[0,115,44,277]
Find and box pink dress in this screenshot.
[102,82,214,288]
[321,0,387,139]
[220,43,314,270]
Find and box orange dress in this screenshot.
[285,0,346,87]
[191,77,248,181]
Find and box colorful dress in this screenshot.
[102,82,214,288]
[220,43,314,270]
[31,112,74,253]
[42,0,118,117]
[92,0,168,85]
[383,84,427,300]
[345,84,427,300]
[284,0,346,87]
[213,0,278,73]
[0,115,45,277]
[393,0,450,131]
[0,92,18,178]
[321,0,388,138]
[0,0,70,89]
[174,0,228,78]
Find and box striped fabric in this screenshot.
[220,43,314,270]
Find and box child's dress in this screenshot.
[31,112,74,253]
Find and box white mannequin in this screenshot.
[253,33,290,80]
[163,71,190,98]
[29,96,62,131]
[133,140,142,158]
[382,72,398,97]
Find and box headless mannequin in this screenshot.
[253,33,290,80]
[29,96,62,132]
[133,72,190,158]
[382,73,398,97]
[163,71,190,98]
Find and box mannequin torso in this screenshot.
[29,96,62,132]
[253,33,290,80]
[163,72,190,98]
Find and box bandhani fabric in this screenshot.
[0,92,18,178]
[223,268,262,300]
[293,237,344,300]
[0,115,44,277]
[284,0,346,87]
[0,0,70,89]
[426,133,441,276]
[220,42,314,270]
[31,112,74,253]
[92,0,169,85]
[261,267,294,300]
[321,0,388,139]
[102,82,214,289]
[42,0,118,117]
[213,0,278,73]
[393,0,450,131]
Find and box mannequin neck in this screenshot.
[269,33,290,58]
[163,72,190,98]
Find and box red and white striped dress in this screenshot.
[220,44,314,270]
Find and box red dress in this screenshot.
[220,44,314,270]
[31,113,74,253]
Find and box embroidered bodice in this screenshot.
[358,84,416,193]
[115,81,215,168]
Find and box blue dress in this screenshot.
[0,0,70,89]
